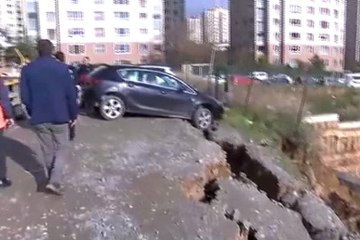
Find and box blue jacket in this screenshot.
[0,79,13,119]
[20,56,78,125]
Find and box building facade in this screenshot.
[345,0,360,70]
[230,0,346,71]
[164,0,185,58]
[202,7,229,45]
[37,0,164,64]
[187,16,203,43]
[0,0,25,44]
[24,0,39,40]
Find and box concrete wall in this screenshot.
[304,114,360,176]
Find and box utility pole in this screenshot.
[55,0,61,51]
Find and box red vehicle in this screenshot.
[230,75,254,86]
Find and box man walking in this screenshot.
[20,39,78,195]
[0,78,14,188]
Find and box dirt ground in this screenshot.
[0,116,241,240]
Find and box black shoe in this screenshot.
[0,178,12,188]
[45,183,64,196]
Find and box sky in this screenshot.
[186,0,228,16]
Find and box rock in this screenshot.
[214,179,312,240]
[293,191,347,240]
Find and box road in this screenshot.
[0,116,238,240]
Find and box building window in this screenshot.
[115,28,130,37]
[95,28,105,37]
[289,5,301,13]
[94,11,105,21]
[307,33,314,41]
[46,12,55,22]
[307,46,314,53]
[94,0,104,3]
[113,0,129,4]
[140,0,146,7]
[274,32,280,41]
[139,44,148,55]
[273,18,280,25]
[114,11,129,20]
[290,32,300,40]
[71,0,79,3]
[139,13,147,18]
[68,28,84,37]
[319,34,330,41]
[289,19,301,26]
[320,46,330,55]
[114,44,130,54]
[334,10,339,18]
[273,4,280,10]
[47,29,55,40]
[320,21,329,29]
[140,28,148,34]
[334,35,338,43]
[94,44,105,53]
[320,8,330,15]
[307,6,314,14]
[289,45,300,54]
[69,45,85,54]
[307,20,314,28]
[67,11,83,21]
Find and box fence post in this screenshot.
[244,78,255,109]
[296,83,308,132]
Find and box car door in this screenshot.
[141,71,195,118]
[117,68,162,114]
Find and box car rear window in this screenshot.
[89,66,119,81]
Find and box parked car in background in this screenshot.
[269,74,294,84]
[230,75,254,86]
[80,65,224,131]
[345,73,360,88]
[251,71,268,81]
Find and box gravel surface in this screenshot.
[0,116,236,240]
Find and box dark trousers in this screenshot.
[0,129,6,179]
[33,123,70,185]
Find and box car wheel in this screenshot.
[99,95,125,120]
[193,107,213,130]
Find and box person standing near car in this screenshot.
[54,51,77,141]
[20,39,78,195]
[76,56,93,83]
[0,78,14,188]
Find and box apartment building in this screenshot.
[187,16,203,44]
[230,0,346,71]
[23,0,39,40]
[0,0,25,44]
[345,0,360,70]
[202,7,229,45]
[37,0,164,64]
[164,0,185,54]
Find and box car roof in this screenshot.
[107,65,169,73]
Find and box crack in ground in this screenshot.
[200,180,220,204]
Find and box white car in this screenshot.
[251,71,268,81]
[345,73,360,88]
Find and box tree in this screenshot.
[309,54,326,71]
[4,38,37,64]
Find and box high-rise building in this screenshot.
[164,0,185,56]
[24,0,39,40]
[202,7,229,45]
[37,0,164,64]
[345,0,360,70]
[0,0,25,44]
[187,16,203,44]
[230,0,346,71]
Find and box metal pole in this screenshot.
[55,0,61,51]
[207,46,216,94]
